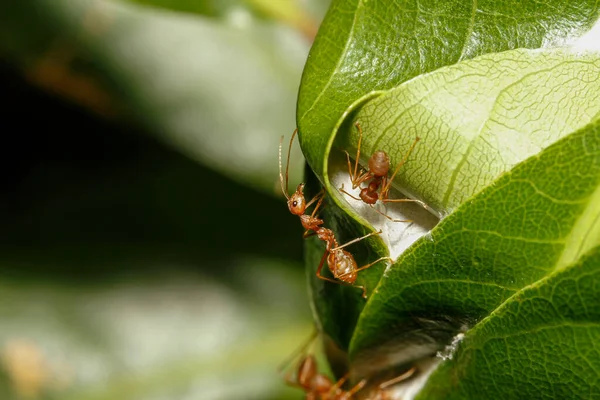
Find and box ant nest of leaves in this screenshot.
[329,154,440,261]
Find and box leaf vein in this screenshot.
[457,0,477,61]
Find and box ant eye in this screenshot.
[292,201,298,207]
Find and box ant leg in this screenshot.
[315,249,330,280]
[378,366,417,389]
[331,230,383,251]
[307,191,326,220]
[382,198,428,210]
[356,256,394,273]
[352,122,364,186]
[344,379,367,398]
[344,150,358,184]
[339,186,362,202]
[381,137,420,198]
[343,150,371,190]
[369,204,413,223]
[357,285,368,299]
[277,330,319,380]
[305,188,325,210]
[330,373,349,392]
[303,230,317,239]
[353,171,372,189]
[352,257,394,298]
[379,176,390,201]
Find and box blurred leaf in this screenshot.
[0,0,311,194]
[349,120,600,381]
[246,0,318,39]
[125,0,234,17]
[417,245,600,399]
[124,0,321,39]
[0,75,311,400]
[0,258,311,400]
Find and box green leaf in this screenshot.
[0,0,310,193]
[349,120,600,377]
[297,0,600,189]
[297,0,600,359]
[416,244,600,399]
[0,119,312,400]
[337,48,600,215]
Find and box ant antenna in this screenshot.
[279,128,299,200]
[382,137,420,195]
[276,329,318,375]
[353,122,364,182]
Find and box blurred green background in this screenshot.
[0,0,330,399]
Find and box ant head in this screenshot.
[369,151,390,177]
[288,183,306,215]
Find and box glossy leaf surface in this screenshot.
[417,245,600,399]
[298,0,600,364]
[297,0,600,184]
[350,121,600,382]
[0,0,313,194]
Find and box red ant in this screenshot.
[280,331,366,400]
[279,129,392,298]
[340,122,427,222]
[281,331,418,400]
[286,354,368,400]
[287,357,417,399]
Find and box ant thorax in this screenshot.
[328,250,357,283]
[300,214,323,231]
[360,179,381,204]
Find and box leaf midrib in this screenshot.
[556,178,600,270]
[457,0,478,61]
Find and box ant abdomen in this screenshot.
[329,250,358,284]
[368,151,390,177]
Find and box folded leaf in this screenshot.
[417,244,600,399]
[350,120,600,373]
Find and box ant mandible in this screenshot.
[279,129,393,298]
[340,122,427,222]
